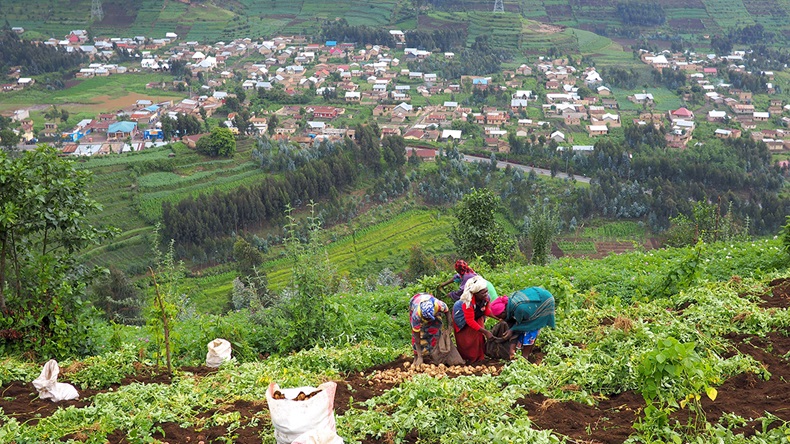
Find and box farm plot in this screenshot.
[544,3,575,26]
[263,209,454,290]
[3,256,790,443]
[519,0,547,19]
[611,87,682,112]
[0,74,184,112]
[703,0,754,30]
[465,12,525,50]
[519,21,577,54]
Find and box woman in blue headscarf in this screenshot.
[409,292,450,366]
[499,287,556,360]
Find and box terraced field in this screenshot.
[6,0,790,44]
[75,141,267,272]
[263,209,455,290]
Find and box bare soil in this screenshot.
[2,281,789,443]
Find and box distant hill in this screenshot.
[3,0,790,47]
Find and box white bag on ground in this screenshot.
[32,359,79,402]
[266,381,343,444]
[293,428,344,444]
[206,338,232,368]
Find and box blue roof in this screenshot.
[108,121,137,133]
[472,78,488,85]
[325,40,337,46]
[144,105,160,112]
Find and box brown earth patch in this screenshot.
[515,329,790,442]
[517,391,643,443]
[760,278,790,309]
[668,18,706,30]
[74,92,177,113]
[695,330,790,436]
[0,382,100,426]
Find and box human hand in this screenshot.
[482,329,494,340]
[501,329,513,340]
[412,354,424,367]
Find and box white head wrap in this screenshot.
[460,275,489,308]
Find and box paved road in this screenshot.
[407,147,592,183]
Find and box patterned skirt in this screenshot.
[412,319,443,355]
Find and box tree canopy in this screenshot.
[449,188,516,267]
[0,146,115,357]
[196,126,236,157]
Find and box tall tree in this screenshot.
[0,146,115,356]
[449,188,516,267]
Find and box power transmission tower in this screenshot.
[493,0,504,13]
[91,0,104,22]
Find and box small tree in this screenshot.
[146,227,188,375]
[449,188,516,267]
[90,266,144,325]
[523,199,561,266]
[267,114,279,136]
[196,126,236,157]
[0,128,20,150]
[273,203,336,352]
[404,245,440,282]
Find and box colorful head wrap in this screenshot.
[460,275,489,308]
[490,295,508,317]
[419,300,436,321]
[454,259,474,276]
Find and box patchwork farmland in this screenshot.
[6,0,790,44]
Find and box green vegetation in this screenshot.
[0,74,186,112]
[264,208,455,290]
[75,142,265,273]
[2,237,789,442]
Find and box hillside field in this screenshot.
[2,239,789,442]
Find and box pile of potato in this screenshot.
[367,362,500,385]
[271,389,322,400]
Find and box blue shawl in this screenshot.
[506,287,556,333]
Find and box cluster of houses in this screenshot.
[7,25,790,157]
[637,49,790,150]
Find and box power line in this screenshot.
[91,0,104,22]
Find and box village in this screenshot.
[4,26,790,160]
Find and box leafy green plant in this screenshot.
[64,344,140,389]
[635,337,718,442]
[654,242,702,298]
[146,226,190,374]
[523,198,562,265]
[780,215,790,260]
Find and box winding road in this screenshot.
[406,147,592,183]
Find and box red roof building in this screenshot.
[671,107,694,119]
[308,106,340,119]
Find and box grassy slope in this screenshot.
[0,74,187,113]
[5,0,790,45]
[2,239,789,443]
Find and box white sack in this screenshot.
[266,381,341,444]
[206,338,232,368]
[31,359,79,402]
[293,428,344,444]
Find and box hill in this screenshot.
[4,0,790,47]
